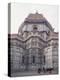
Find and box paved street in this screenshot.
[11,70,58,77]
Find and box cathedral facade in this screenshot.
[8,12,58,76]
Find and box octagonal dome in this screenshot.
[18,12,54,34]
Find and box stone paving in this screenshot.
[11,70,58,77]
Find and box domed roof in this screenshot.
[18,12,53,34]
[24,12,46,23]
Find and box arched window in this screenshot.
[33,26,37,30]
[22,56,24,64]
[32,56,35,63]
[33,25,37,31]
[44,56,45,65]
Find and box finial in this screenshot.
[36,10,38,14]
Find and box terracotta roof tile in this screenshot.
[24,13,46,23]
[24,12,53,31]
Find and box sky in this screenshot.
[10,3,59,34]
